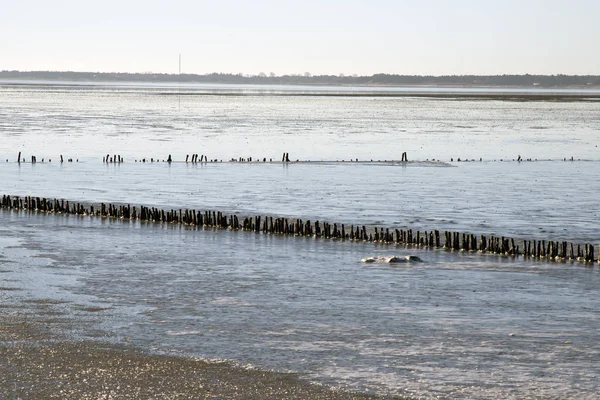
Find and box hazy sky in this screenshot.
[2,0,599,76]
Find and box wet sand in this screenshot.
[0,308,402,400]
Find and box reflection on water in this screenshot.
[2,211,600,399]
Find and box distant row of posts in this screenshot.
[11,152,431,164]
[17,152,72,163]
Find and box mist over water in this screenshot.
[1,83,600,399]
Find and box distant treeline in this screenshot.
[1,70,600,87]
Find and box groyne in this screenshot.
[4,152,588,164]
[2,194,597,264]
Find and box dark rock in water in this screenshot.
[361,255,422,263]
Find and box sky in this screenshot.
[1,0,599,76]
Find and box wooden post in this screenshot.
[17,152,21,163]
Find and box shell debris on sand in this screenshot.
[0,313,396,400]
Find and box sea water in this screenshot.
[1,82,600,399]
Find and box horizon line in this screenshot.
[2,70,600,78]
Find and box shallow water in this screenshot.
[2,210,600,399]
[1,160,599,242]
[1,83,600,399]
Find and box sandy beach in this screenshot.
[0,305,399,400]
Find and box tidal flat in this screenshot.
[1,83,600,399]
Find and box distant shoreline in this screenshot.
[3,78,600,101]
[1,70,599,89]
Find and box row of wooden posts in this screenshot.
[13,153,418,164]
[452,157,578,162]
[104,154,124,163]
[16,152,74,163]
[10,153,582,164]
[1,194,597,264]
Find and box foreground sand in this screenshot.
[0,310,401,400]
